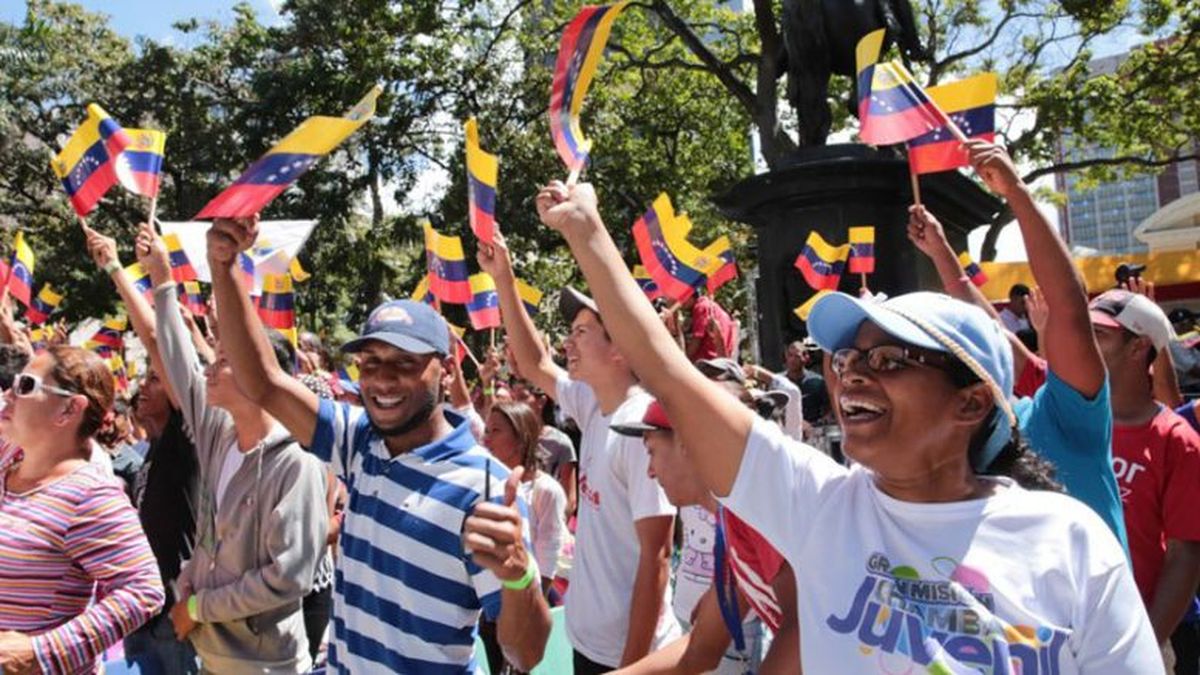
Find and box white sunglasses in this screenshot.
[12,373,76,398]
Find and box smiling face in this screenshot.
[562,309,619,383]
[483,410,522,469]
[133,367,171,430]
[829,323,989,480]
[355,340,446,437]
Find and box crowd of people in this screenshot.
[0,139,1197,675]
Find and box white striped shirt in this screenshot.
[310,402,523,674]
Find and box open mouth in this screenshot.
[370,395,404,410]
[839,395,886,423]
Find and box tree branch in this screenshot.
[646,0,756,115]
[1022,152,1200,183]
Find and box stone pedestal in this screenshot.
[713,144,1002,370]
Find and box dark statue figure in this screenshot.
[779,0,926,147]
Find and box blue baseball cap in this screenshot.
[341,300,450,356]
[807,291,1016,471]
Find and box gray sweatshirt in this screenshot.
[154,284,327,674]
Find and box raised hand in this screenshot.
[965,140,1023,199]
[479,347,502,385]
[1027,287,1049,334]
[535,180,600,235]
[135,221,172,287]
[207,215,260,267]
[906,204,949,258]
[463,467,532,583]
[81,222,119,271]
[476,232,514,281]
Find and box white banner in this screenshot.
[158,220,318,293]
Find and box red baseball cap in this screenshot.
[610,400,672,436]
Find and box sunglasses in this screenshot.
[830,345,955,378]
[12,373,76,398]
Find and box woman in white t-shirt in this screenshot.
[532,179,1164,675]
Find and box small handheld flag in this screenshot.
[516,279,543,317]
[86,316,128,351]
[548,2,630,178]
[123,262,154,300]
[163,233,199,283]
[115,128,167,198]
[179,281,206,316]
[848,227,876,275]
[794,290,832,321]
[632,265,662,299]
[196,85,381,219]
[632,193,739,303]
[958,252,988,287]
[257,273,297,344]
[51,104,132,217]
[855,30,950,146]
[464,118,499,244]
[26,285,63,325]
[908,73,997,175]
[410,276,436,306]
[6,232,36,308]
[338,361,360,383]
[423,222,472,304]
[794,231,850,291]
[467,273,502,330]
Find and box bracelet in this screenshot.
[186,594,199,622]
[102,260,121,276]
[483,386,495,396]
[501,559,539,591]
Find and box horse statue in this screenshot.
[778,0,927,147]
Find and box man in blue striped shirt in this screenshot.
[206,216,552,673]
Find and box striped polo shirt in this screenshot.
[311,401,523,674]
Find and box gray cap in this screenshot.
[559,286,600,324]
[695,357,746,384]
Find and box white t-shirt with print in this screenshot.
[722,417,1162,674]
[556,376,680,667]
[674,505,718,624]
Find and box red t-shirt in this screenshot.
[1112,406,1200,606]
[688,295,735,361]
[1015,354,1048,399]
[724,509,785,632]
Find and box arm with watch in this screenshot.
[463,467,552,672]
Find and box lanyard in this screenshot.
[713,505,746,653]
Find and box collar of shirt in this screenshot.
[368,408,478,463]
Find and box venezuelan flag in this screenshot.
[87,316,128,350]
[51,104,132,217]
[162,233,199,283]
[632,265,662,299]
[29,326,52,350]
[423,222,472,304]
[257,273,296,334]
[958,251,988,287]
[115,128,166,197]
[238,254,256,289]
[338,361,360,383]
[465,118,499,244]
[632,193,737,303]
[794,290,832,321]
[25,284,63,325]
[548,2,630,174]
[856,29,944,146]
[516,279,543,317]
[448,323,470,366]
[123,262,154,299]
[848,226,876,275]
[410,275,436,306]
[6,232,35,308]
[179,281,206,316]
[106,351,129,393]
[467,273,501,330]
[794,231,850,291]
[196,85,380,219]
[908,73,997,175]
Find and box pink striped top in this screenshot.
[0,443,164,675]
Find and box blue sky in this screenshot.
[1,0,283,43]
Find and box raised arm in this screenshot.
[206,218,321,447]
[966,140,1105,398]
[86,222,180,409]
[535,181,753,496]
[476,235,563,398]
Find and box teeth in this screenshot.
[839,397,884,415]
[373,396,401,408]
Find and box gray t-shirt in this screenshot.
[537,426,577,477]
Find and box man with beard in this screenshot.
[206,217,552,674]
[83,224,202,673]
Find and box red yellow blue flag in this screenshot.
[115,128,167,198]
[338,361,360,383]
[848,226,876,275]
[257,273,297,340]
[516,279,543,317]
[123,262,154,300]
[794,290,832,321]
[794,231,850,291]
[632,193,739,303]
[196,85,380,219]
[86,316,128,351]
[26,284,63,325]
[51,104,132,217]
[465,118,499,244]
[548,2,630,175]
[410,275,436,307]
[856,29,944,146]
[179,281,206,316]
[632,265,662,300]
[958,251,988,287]
[162,233,199,283]
[6,232,35,308]
[467,273,501,330]
[423,222,472,304]
[908,73,997,175]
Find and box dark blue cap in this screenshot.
[341,300,450,356]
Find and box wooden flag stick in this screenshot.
[462,339,482,370]
[147,197,159,233]
[489,328,495,351]
[860,272,870,294]
[566,141,591,187]
[909,161,923,206]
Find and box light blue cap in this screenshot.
[807,291,1016,471]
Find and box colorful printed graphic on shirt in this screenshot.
[827,552,1070,674]
[680,507,717,584]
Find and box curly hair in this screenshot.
[46,345,115,441]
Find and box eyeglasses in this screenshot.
[830,345,954,378]
[11,373,76,398]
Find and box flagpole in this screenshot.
[566,141,591,187]
[908,154,923,206]
[860,272,870,294]
[147,197,159,234]
[489,328,495,351]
